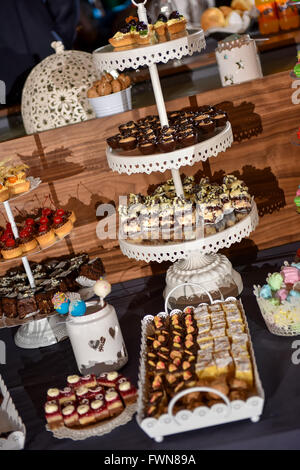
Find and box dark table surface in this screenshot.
[0,241,300,450]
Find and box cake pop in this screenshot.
[68,293,86,317]
[94,279,112,307]
[52,292,70,315]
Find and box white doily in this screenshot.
[107,122,233,175]
[46,403,137,440]
[119,201,259,263]
[93,29,206,72]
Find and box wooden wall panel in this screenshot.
[0,70,299,284]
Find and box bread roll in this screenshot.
[225,10,244,27]
[111,79,122,93]
[231,0,253,11]
[87,87,99,98]
[219,6,233,18]
[97,80,112,96]
[201,8,225,31]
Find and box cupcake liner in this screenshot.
[253,285,300,336]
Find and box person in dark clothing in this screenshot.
[0,0,80,105]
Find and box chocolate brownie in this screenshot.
[17,290,38,319]
[2,294,18,318]
[35,290,54,315]
[79,258,105,281]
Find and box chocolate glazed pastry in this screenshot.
[157,136,177,153]
[118,134,137,151]
[106,134,121,149]
[211,111,228,128]
[138,139,157,155]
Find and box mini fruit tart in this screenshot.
[154,13,168,37]
[6,175,30,196]
[53,215,73,239]
[0,181,9,202]
[36,224,56,248]
[167,11,187,36]
[109,24,135,48]
[19,228,38,253]
[1,237,23,259]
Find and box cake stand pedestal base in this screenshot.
[14,315,68,349]
[164,253,243,309]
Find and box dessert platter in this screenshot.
[136,285,264,442]
[0,253,104,329]
[94,0,259,307]
[44,372,137,440]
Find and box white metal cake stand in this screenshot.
[120,201,259,304]
[94,0,259,304]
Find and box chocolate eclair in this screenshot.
[157,135,176,153]
[118,134,137,151]
[106,134,121,149]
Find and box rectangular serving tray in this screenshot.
[136,297,265,442]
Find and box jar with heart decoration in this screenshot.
[66,300,128,375]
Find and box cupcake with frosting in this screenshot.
[253,262,300,336]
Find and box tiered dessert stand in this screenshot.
[93,0,259,305]
[1,179,68,349]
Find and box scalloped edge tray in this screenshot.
[106,122,233,175]
[136,297,265,441]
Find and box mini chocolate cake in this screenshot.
[118,134,137,151]
[211,111,228,128]
[35,289,54,315]
[157,136,176,153]
[119,121,136,134]
[138,139,157,155]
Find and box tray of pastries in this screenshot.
[136,294,264,441]
[0,253,105,328]
[44,372,137,440]
[107,105,228,156]
[0,161,41,203]
[119,174,253,245]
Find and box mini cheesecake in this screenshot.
[77,404,96,426]
[97,371,124,388]
[59,387,76,405]
[66,374,81,390]
[47,388,60,402]
[1,238,23,259]
[105,389,124,417]
[75,386,89,401]
[62,404,79,427]
[45,401,64,429]
[80,374,97,389]
[117,380,137,405]
[90,398,110,422]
